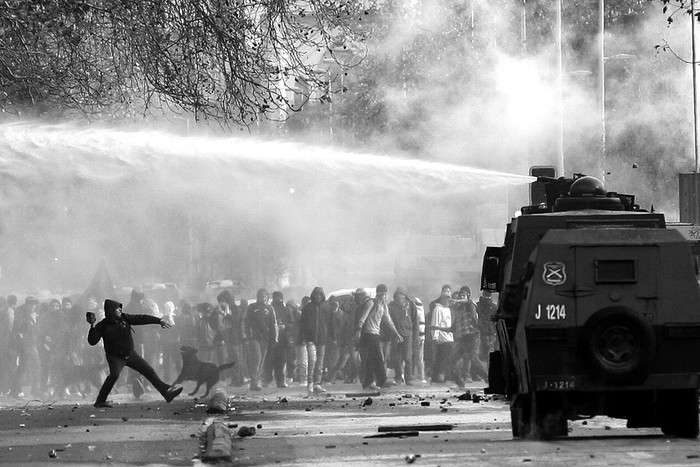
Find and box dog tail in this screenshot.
[218,362,236,371]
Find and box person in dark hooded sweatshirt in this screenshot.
[388,286,419,386]
[244,289,277,391]
[299,287,332,394]
[87,299,183,408]
[263,291,293,388]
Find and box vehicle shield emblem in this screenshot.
[543,262,566,286]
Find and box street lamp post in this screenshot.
[599,0,606,183]
[692,0,699,173]
[556,0,564,176]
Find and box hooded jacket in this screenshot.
[476,295,497,335]
[299,287,332,344]
[87,299,162,358]
[244,292,277,344]
[271,295,293,344]
[388,286,419,340]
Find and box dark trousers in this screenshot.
[329,342,358,382]
[12,348,40,396]
[392,335,414,382]
[449,334,484,385]
[226,342,246,386]
[359,333,387,388]
[263,341,289,385]
[247,340,268,388]
[96,352,171,404]
[431,342,454,382]
[0,345,16,393]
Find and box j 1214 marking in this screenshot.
[535,304,566,320]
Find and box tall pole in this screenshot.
[521,0,530,176]
[521,0,527,55]
[692,0,700,224]
[599,0,606,182]
[556,0,564,176]
[692,0,699,172]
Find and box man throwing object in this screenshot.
[87,299,183,408]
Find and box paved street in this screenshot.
[1,381,699,465]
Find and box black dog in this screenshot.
[172,346,235,397]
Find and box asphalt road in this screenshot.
[1,381,699,466]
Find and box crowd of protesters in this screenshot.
[0,283,498,399]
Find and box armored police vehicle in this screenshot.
[482,174,700,438]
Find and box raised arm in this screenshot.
[87,321,103,346]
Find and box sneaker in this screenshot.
[307,383,314,394]
[276,382,289,389]
[363,384,380,391]
[165,386,183,403]
[93,401,112,408]
[420,379,427,384]
[313,384,327,394]
[380,380,396,389]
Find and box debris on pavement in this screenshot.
[206,391,230,414]
[362,397,373,407]
[456,392,472,401]
[203,421,232,461]
[346,392,381,398]
[237,426,256,438]
[378,424,454,433]
[365,431,419,439]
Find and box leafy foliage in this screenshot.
[0,0,373,126]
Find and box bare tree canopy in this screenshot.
[0,0,372,126]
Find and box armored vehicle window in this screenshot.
[594,259,636,283]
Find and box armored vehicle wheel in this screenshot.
[511,393,568,439]
[510,394,532,438]
[584,311,655,382]
[486,351,506,395]
[533,393,568,439]
[660,389,699,438]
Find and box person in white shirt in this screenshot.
[427,285,454,384]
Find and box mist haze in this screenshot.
[0,122,530,298]
[0,0,696,300]
[330,0,695,215]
